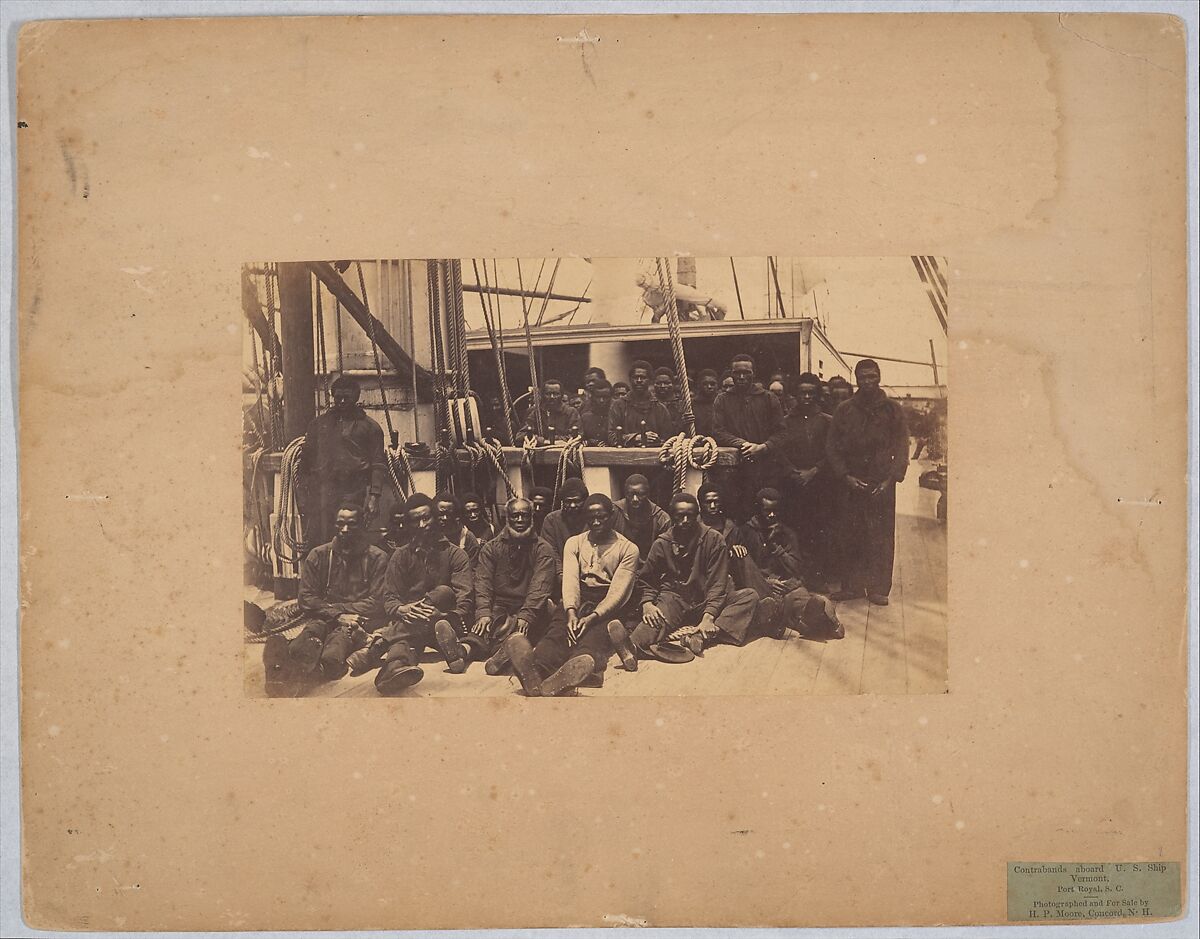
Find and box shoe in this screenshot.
[681,633,704,657]
[867,593,890,606]
[541,654,596,696]
[288,635,323,672]
[434,619,468,674]
[484,643,512,676]
[607,620,638,672]
[830,588,861,602]
[505,634,543,696]
[820,600,849,643]
[374,661,424,695]
[346,636,386,676]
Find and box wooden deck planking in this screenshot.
[811,597,870,695]
[858,577,911,694]
[244,469,948,698]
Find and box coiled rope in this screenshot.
[272,437,306,566]
[658,433,719,495]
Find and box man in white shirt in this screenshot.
[506,493,639,696]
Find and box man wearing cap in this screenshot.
[742,488,843,639]
[300,374,387,548]
[449,497,558,676]
[348,493,474,694]
[434,491,483,565]
[263,503,390,695]
[520,377,581,443]
[609,492,760,666]
[827,359,910,605]
[578,379,614,446]
[712,353,786,522]
[769,371,834,588]
[459,492,495,543]
[538,478,590,578]
[507,493,639,696]
[606,360,677,447]
[528,486,554,537]
[612,473,672,559]
[653,366,683,428]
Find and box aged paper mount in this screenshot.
[13,10,1193,932]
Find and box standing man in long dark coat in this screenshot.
[300,374,387,549]
[769,371,834,589]
[711,353,786,522]
[826,359,909,605]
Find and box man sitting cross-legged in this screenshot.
[506,493,639,696]
[263,503,389,695]
[608,492,760,666]
[459,497,558,676]
[347,493,474,695]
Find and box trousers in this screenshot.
[464,600,553,662]
[291,616,374,673]
[378,585,464,669]
[838,482,897,596]
[630,587,760,650]
[531,587,633,679]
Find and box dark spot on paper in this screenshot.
[18,121,28,128]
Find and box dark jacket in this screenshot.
[692,398,717,437]
[827,389,910,485]
[638,524,730,619]
[770,407,832,474]
[743,516,804,582]
[539,508,587,581]
[607,395,678,446]
[301,405,386,491]
[578,407,612,446]
[712,387,785,449]
[612,499,672,558]
[475,531,557,622]
[383,535,474,622]
[532,403,582,440]
[298,541,389,624]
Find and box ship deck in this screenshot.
[244,456,947,698]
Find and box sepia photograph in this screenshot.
[243,256,949,697]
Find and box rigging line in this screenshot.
[729,257,747,320]
[768,255,788,318]
[404,260,420,443]
[355,260,396,440]
[515,258,544,437]
[473,259,515,443]
[920,255,950,317]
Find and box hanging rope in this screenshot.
[651,257,718,492]
[404,260,420,443]
[658,432,719,495]
[480,439,517,500]
[515,258,544,437]
[334,296,344,374]
[552,435,585,506]
[450,259,471,395]
[313,274,330,410]
[272,436,306,565]
[473,258,516,444]
[654,257,697,435]
[354,260,396,442]
[263,263,285,449]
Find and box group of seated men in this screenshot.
[262,474,843,698]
